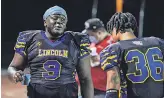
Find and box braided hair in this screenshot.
[107,12,138,34]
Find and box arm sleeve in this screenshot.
[14,31,31,57]
[79,34,91,58]
[100,43,122,71]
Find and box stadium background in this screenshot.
[1,0,164,98]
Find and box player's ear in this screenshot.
[63,21,67,30]
[116,30,122,40]
[97,31,101,35]
[112,28,119,42]
[114,28,121,36]
[44,21,47,27]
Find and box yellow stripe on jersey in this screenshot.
[114,59,118,62]
[80,51,88,57]
[15,44,25,48]
[101,55,117,66]
[23,51,26,56]
[80,43,90,47]
[17,41,26,45]
[101,62,111,70]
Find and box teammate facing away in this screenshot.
[100,12,164,98]
[83,18,126,98]
[7,6,94,98]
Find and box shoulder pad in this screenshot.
[20,30,41,36]
[66,31,82,45]
[18,30,41,41]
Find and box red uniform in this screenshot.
[91,35,114,91]
[76,35,114,91]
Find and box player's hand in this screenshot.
[90,44,100,67]
[91,55,100,67]
[13,70,24,83]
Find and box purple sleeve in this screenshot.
[80,34,91,58]
[100,43,121,71]
[14,32,28,57]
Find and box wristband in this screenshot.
[105,89,119,98]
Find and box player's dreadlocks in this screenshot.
[107,12,138,34]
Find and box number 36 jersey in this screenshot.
[100,37,164,98]
[14,30,90,87]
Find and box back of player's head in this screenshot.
[107,12,138,34]
[43,5,67,21]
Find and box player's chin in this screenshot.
[52,28,63,33]
[51,31,64,37]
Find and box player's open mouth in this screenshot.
[53,28,61,31]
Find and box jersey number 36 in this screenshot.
[125,47,164,83]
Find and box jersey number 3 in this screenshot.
[125,47,164,83]
[42,60,62,80]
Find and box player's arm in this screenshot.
[107,67,120,89]
[76,33,94,98]
[8,53,26,83]
[76,55,94,98]
[8,32,28,83]
[106,66,120,98]
[100,44,121,98]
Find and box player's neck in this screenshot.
[45,32,55,40]
[99,32,109,42]
[120,32,137,41]
[45,30,59,40]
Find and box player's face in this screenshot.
[45,14,67,37]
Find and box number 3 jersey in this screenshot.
[14,30,90,87]
[100,37,164,98]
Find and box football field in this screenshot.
[1,70,27,98]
